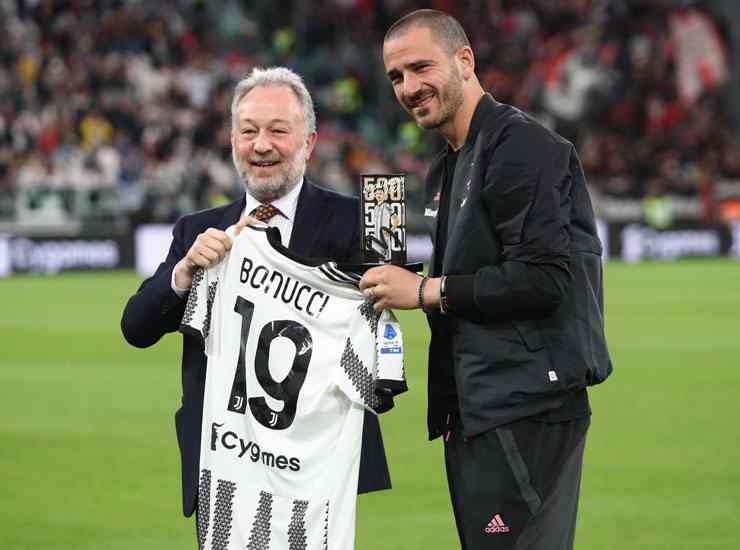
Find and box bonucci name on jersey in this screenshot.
[237,256,331,320]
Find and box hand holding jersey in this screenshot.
[173,215,261,289]
[360,263,442,313]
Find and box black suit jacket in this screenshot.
[121,179,391,516]
[423,95,613,439]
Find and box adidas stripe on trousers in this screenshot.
[444,414,590,550]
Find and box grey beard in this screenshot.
[233,148,306,203]
[243,166,305,203]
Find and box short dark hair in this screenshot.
[384,9,470,56]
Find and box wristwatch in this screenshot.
[439,275,449,315]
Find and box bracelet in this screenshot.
[439,275,449,315]
[417,276,430,313]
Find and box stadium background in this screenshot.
[1,0,739,548]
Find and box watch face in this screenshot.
[439,276,448,314]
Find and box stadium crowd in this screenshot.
[1,0,739,225]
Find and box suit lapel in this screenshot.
[216,195,246,231]
[289,179,323,256]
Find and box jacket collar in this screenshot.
[437,93,499,158]
[461,93,499,152]
[288,178,322,253]
[217,195,247,230]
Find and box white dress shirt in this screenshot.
[171,180,304,296]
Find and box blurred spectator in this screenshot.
[0,0,738,227]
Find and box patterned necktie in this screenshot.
[251,204,281,222]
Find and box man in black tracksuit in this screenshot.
[360,9,613,550]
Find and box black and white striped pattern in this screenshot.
[246,491,273,550]
[340,338,381,411]
[182,268,205,327]
[287,499,309,550]
[323,501,329,550]
[358,299,380,335]
[197,469,212,550]
[203,280,218,341]
[318,263,360,287]
[211,479,237,550]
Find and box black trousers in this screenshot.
[444,415,590,550]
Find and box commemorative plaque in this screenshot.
[361,174,406,264]
[338,174,421,273]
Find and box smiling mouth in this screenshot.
[409,94,434,111]
[250,160,280,168]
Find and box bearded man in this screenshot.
[121,67,393,530]
[360,10,612,550]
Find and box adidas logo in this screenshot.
[484,514,510,534]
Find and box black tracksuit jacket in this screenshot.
[424,94,613,440]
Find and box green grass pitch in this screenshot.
[1,260,739,549]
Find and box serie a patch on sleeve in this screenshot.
[374,311,406,397]
[379,320,403,354]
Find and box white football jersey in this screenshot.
[180,225,406,550]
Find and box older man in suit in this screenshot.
[121,67,391,523]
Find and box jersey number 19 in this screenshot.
[227,296,313,430]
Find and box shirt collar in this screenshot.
[243,178,304,220]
